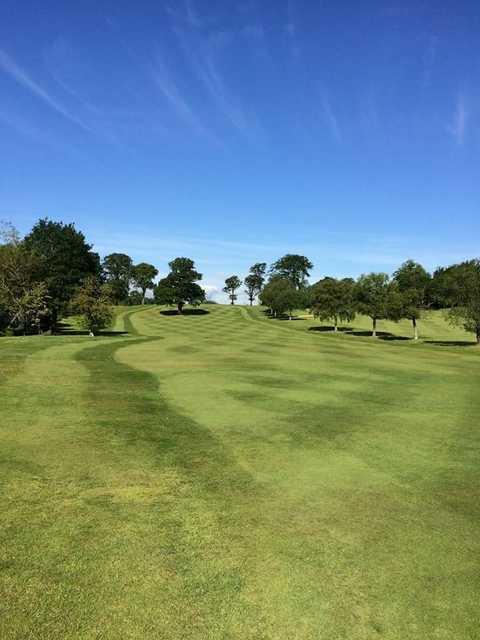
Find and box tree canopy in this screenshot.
[393,260,431,339]
[154,257,205,313]
[311,277,356,331]
[355,273,402,337]
[244,263,267,306]
[223,275,242,305]
[72,276,113,335]
[260,277,300,319]
[102,253,133,305]
[132,262,159,304]
[23,218,100,327]
[270,254,313,290]
[445,260,480,344]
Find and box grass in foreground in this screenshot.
[1,305,479,639]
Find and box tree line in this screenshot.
[1,219,479,343]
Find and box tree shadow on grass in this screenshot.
[55,322,128,337]
[308,326,351,333]
[160,308,210,317]
[424,340,478,347]
[309,326,411,341]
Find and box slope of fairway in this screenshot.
[1,305,479,639]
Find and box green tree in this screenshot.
[311,277,356,331]
[244,262,266,305]
[132,262,158,304]
[270,254,313,289]
[0,240,50,334]
[260,277,300,319]
[445,260,480,344]
[223,275,242,305]
[393,260,431,340]
[71,276,113,336]
[102,253,133,304]
[355,273,402,337]
[153,257,205,314]
[23,218,100,328]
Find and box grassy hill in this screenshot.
[1,305,479,639]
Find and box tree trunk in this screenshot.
[177,302,184,314]
[476,326,480,345]
[249,297,253,306]
[142,288,146,305]
[334,316,338,332]
[412,317,418,341]
[372,317,377,337]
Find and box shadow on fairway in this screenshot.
[160,308,210,317]
[55,322,128,337]
[308,326,351,333]
[424,340,478,347]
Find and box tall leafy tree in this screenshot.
[23,218,100,327]
[0,242,49,334]
[72,276,113,336]
[154,257,205,314]
[355,273,402,337]
[393,260,431,340]
[102,253,133,304]
[311,277,356,331]
[131,262,158,304]
[445,260,480,344]
[244,262,266,305]
[259,277,300,319]
[223,275,242,305]
[270,254,313,289]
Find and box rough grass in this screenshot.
[1,305,479,639]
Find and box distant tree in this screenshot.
[311,277,356,331]
[445,260,480,344]
[428,265,459,309]
[132,262,158,304]
[355,273,402,337]
[72,276,113,336]
[223,275,242,305]
[270,254,313,290]
[102,253,133,304]
[23,218,100,327]
[128,290,144,306]
[393,260,431,340]
[260,277,300,319]
[0,220,21,246]
[153,257,205,313]
[244,262,267,305]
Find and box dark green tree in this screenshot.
[153,257,205,314]
[223,275,242,305]
[270,254,313,289]
[259,277,300,319]
[311,277,356,331]
[355,273,402,337]
[393,260,431,340]
[71,276,113,336]
[102,253,133,304]
[23,218,100,328]
[244,262,266,305]
[132,262,158,304]
[445,260,480,344]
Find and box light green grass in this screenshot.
[1,305,479,639]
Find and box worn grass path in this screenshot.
[1,305,479,639]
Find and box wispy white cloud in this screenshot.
[172,25,263,142]
[286,0,301,61]
[0,48,93,135]
[447,94,468,146]
[152,54,215,142]
[321,95,342,142]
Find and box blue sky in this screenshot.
[1,0,479,301]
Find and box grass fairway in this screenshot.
[1,305,479,639]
